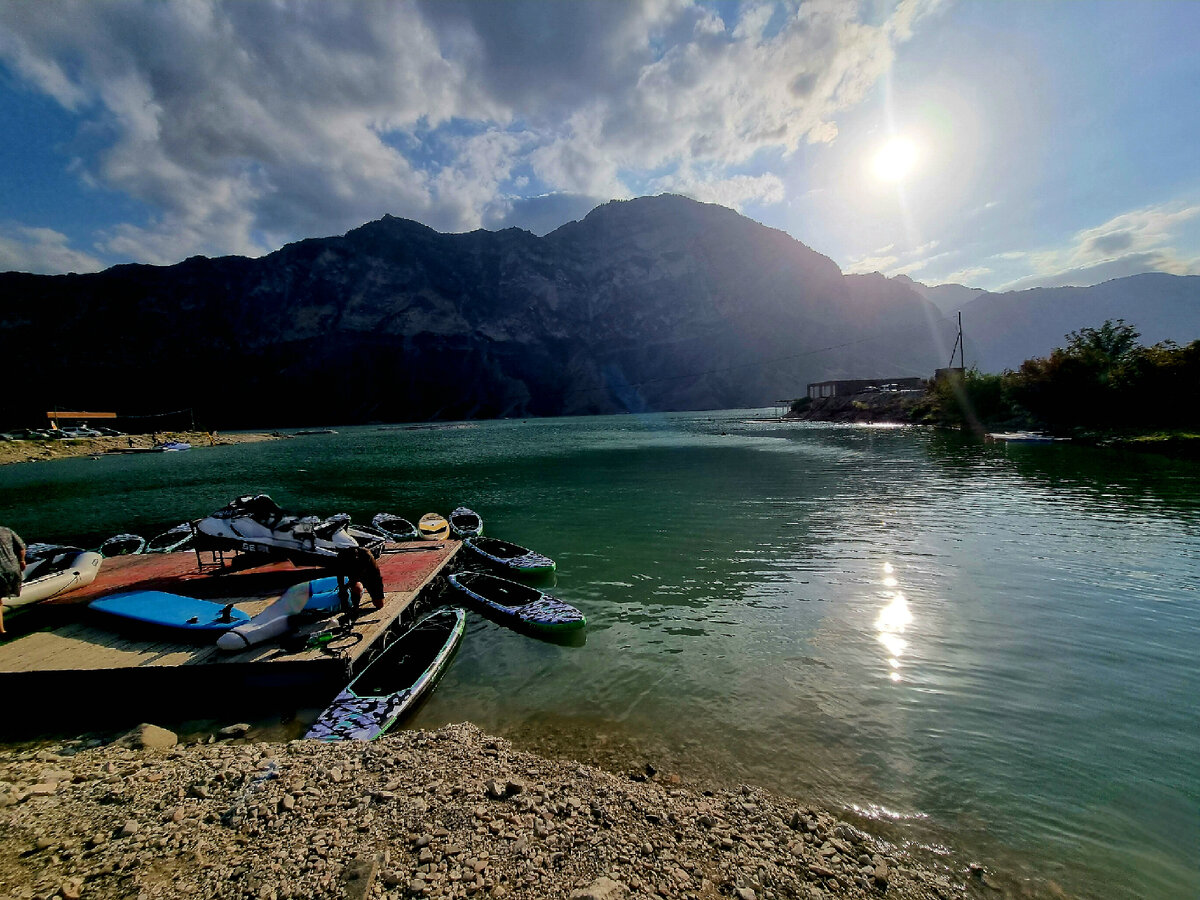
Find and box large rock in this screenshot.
[570,877,627,900]
[115,724,178,750]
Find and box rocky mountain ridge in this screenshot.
[0,196,952,427]
[2,195,1196,427]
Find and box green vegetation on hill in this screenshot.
[914,320,1200,437]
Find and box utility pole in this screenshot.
[948,311,965,369]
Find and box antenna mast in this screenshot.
[947,311,965,369]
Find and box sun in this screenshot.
[872,137,918,183]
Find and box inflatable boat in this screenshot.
[4,543,103,614]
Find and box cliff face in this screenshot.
[1,195,950,427]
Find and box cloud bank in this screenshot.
[0,0,937,272]
[999,203,1200,290]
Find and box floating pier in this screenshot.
[0,543,461,733]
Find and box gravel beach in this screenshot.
[0,722,985,900]
[0,433,283,467]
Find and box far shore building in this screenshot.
[805,377,925,400]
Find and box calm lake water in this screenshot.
[1,411,1197,899]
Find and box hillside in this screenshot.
[956,273,1200,372]
[893,272,1200,373]
[0,196,951,427]
[5,196,1197,429]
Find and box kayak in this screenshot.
[448,572,585,634]
[371,513,418,541]
[448,507,483,538]
[305,607,466,741]
[418,513,449,541]
[463,536,555,574]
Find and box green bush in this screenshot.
[923,320,1200,432]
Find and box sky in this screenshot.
[1,0,1199,292]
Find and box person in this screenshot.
[335,546,386,611]
[0,525,27,634]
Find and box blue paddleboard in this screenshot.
[90,591,250,632]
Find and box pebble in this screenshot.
[0,721,970,900]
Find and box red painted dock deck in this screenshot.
[0,543,461,732]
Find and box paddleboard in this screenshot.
[463,535,556,574]
[448,507,483,538]
[306,607,465,741]
[448,571,585,634]
[90,591,250,632]
[418,513,450,541]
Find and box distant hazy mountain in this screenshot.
[0,195,952,427]
[892,275,986,316]
[936,273,1200,372]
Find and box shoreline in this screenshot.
[0,432,284,467]
[0,722,994,900]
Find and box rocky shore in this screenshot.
[0,722,979,900]
[787,394,923,426]
[0,432,283,467]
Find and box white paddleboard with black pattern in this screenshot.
[305,607,466,741]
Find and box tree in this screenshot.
[1064,319,1140,365]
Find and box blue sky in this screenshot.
[1,0,1198,291]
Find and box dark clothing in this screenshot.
[0,526,25,598]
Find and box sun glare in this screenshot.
[872,137,918,183]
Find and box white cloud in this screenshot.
[651,170,786,211]
[0,0,939,270]
[845,241,946,277]
[845,253,900,274]
[940,265,993,286]
[997,202,1200,290]
[0,225,104,275]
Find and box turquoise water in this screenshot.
[1,411,1197,898]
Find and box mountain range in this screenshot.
[1,195,1196,427]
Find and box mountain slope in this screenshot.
[955,273,1200,371]
[0,195,950,427]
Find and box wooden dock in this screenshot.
[0,542,461,733]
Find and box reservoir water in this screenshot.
[1,411,1197,899]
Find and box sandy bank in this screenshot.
[0,432,283,467]
[0,722,986,900]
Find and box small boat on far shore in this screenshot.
[157,441,191,452]
[986,432,1063,444]
[98,533,147,557]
